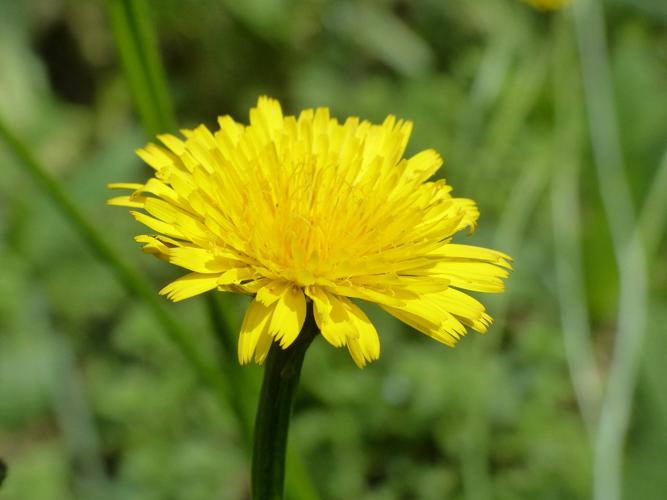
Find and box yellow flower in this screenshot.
[108,97,511,367]
[522,0,572,10]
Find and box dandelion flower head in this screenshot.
[109,97,511,367]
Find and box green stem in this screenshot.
[252,306,319,500]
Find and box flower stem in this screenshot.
[252,305,318,500]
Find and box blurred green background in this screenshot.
[1,0,666,499]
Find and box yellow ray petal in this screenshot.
[380,304,452,344]
[438,288,492,333]
[269,285,307,348]
[130,211,184,239]
[143,197,182,223]
[167,247,228,273]
[403,149,442,184]
[233,278,271,295]
[327,283,407,308]
[217,267,257,286]
[256,280,290,306]
[250,96,284,139]
[451,198,479,232]
[342,300,380,368]
[159,272,219,302]
[306,287,353,348]
[106,195,145,208]
[431,244,512,268]
[136,143,174,171]
[380,290,473,346]
[157,133,186,156]
[107,182,144,190]
[238,299,275,364]
[432,261,509,293]
[134,235,170,260]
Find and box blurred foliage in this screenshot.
[1,0,666,499]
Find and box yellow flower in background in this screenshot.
[109,97,511,367]
[522,0,572,10]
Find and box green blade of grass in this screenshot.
[637,148,667,257]
[122,0,176,131]
[107,0,176,135]
[107,0,165,137]
[551,12,601,437]
[0,116,231,414]
[572,2,649,500]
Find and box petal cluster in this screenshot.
[109,97,511,367]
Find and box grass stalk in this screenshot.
[0,117,231,413]
[572,1,649,499]
[106,0,176,136]
[551,13,601,436]
[637,148,667,257]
